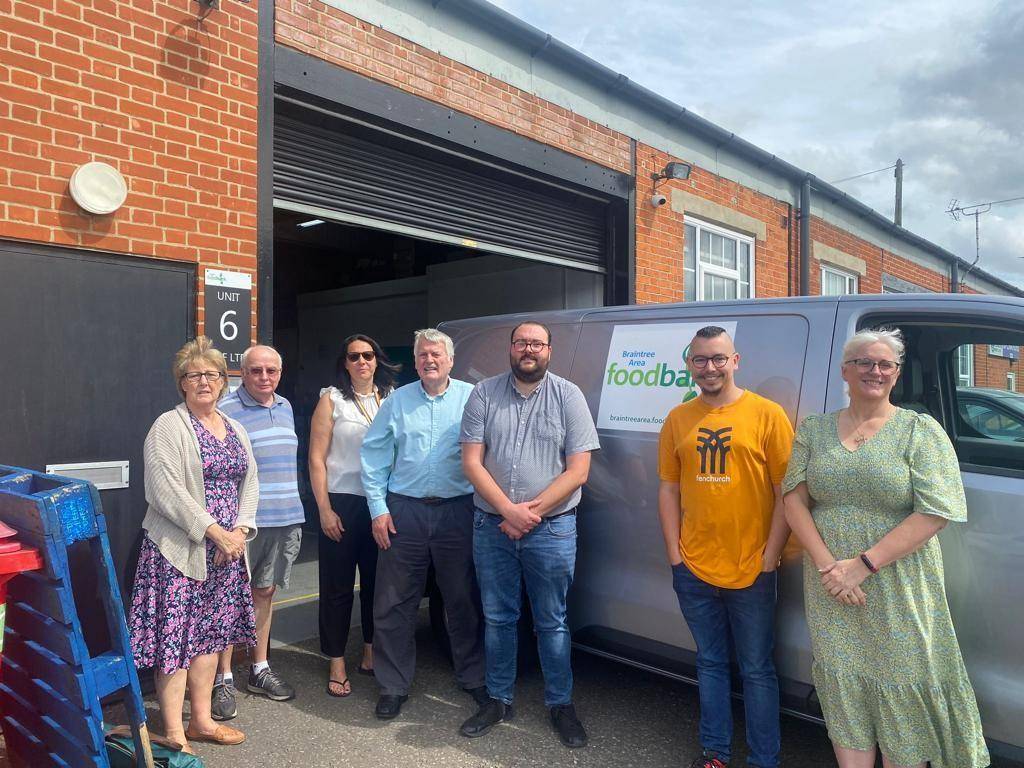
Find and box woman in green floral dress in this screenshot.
[782,328,988,768]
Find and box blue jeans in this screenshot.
[672,561,780,768]
[473,509,576,707]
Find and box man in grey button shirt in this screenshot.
[458,320,600,749]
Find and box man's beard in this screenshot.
[511,354,547,383]
[695,371,725,391]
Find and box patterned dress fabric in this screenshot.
[783,408,989,768]
[129,414,257,674]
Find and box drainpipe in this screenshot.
[799,176,811,296]
[950,257,960,294]
[628,138,637,304]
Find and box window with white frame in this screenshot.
[683,218,754,302]
[1009,371,1017,392]
[820,264,859,296]
[956,345,975,387]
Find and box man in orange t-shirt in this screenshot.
[657,325,793,768]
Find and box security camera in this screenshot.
[651,193,668,208]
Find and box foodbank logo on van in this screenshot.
[597,321,735,434]
[604,344,699,403]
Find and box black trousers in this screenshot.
[373,493,485,696]
[318,492,378,658]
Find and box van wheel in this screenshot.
[428,579,538,672]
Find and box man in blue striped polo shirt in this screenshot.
[214,344,306,719]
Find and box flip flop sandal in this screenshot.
[327,678,352,698]
[357,666,374,677]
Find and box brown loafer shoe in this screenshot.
[184,724,246,745]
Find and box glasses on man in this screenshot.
[181,371,224,383]
[512,340,550,353]
[347,351,375,362]
[844,358,901,374]
[689,354,733,369]
[247,366,280,377]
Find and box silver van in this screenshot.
[441,293,1024,761]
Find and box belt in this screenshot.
[483,507,577,519]
[390,492,472,506]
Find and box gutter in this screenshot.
[438,0,1023,297]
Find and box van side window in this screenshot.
[951,342,1024,472]
[863,324,1024,476]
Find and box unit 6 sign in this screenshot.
[204,269,252,373]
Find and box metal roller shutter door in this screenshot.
[274,112,609,271]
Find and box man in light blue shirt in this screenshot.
[361,328,486,721]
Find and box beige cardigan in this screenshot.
[141,403,259,581]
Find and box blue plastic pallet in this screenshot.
[0,465,153,768]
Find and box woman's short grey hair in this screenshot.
[414,328,454,359]
[842,327,905,363]
[173,335,229,400]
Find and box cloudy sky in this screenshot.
[489,0,1024,288]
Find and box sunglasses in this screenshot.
[347,351,376,362]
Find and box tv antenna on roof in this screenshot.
[946,194,1024,289]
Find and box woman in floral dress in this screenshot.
[129,337,259,753]
[783,328,988,768]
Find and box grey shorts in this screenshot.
[247,523,303,590]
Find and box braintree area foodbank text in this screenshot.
[606,349,698,401]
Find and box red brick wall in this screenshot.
[634,143,793,304]
[808,218,879,295]
[809,217,960,297]
[972,346,1021,392]
[634,145,684,303]
[276,0,632,174]
[882,250,948,292]
[0,0,259,339]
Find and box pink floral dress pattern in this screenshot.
[129,415,257,674]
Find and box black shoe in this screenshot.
[247,667,296,702]
[459,699,513,738]
[465,685,491,708]
[549,703,588,748]
[210,680,237,721]
[375,694,409,720]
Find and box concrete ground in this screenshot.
[147,613,839,768]
[129,613,1022,768]
[126,534,1022,768]
[6,537,1018,767]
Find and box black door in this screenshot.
[0,242,195,591]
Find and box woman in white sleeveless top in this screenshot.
[308,334,400,698]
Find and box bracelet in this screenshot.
[859,552,878,574]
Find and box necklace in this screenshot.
[353,389,380,426]
[845,407,892,449]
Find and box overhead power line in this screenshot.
[830,163,901,185]
[951,194,1024,212]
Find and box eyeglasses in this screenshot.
[512,340,550,353]
[689,354,733,369]
[844,358,901,374]
[347,351,376,362]
[181,371,224,383]
[246,367,280,377]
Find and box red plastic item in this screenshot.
[0,539,44,676]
